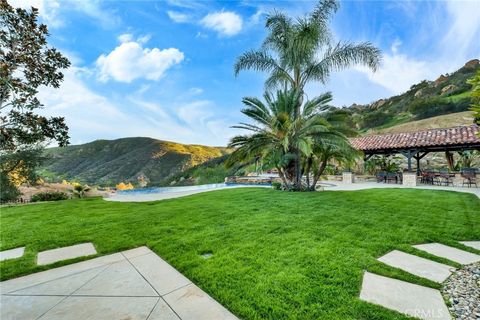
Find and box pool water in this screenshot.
[117,183,271,195]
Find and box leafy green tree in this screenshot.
[234,0,381,188]
[467,70,480,126]
[1,1,70,200]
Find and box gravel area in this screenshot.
[442,262,480,320]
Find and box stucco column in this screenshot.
[402,172,417,187]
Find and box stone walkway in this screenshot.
[0,247,238,320]
[360,241,480,320]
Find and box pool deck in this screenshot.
[104,182,479,202]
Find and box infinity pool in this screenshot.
[108,183,271,202]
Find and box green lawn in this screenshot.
[1,188,479,319]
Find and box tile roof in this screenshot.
[349,125,480,151]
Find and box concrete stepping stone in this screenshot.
[413,243,480,265]
[0,295,65,320]
[460,241,480,250]
[164,283,238,320]
[360,272,450,320]
[73,260,158,297]
[37,243,97,265]
[378,250,455,283]
[0,247,25,261]
[39,296,158,320]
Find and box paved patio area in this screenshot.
[0,247,238,320]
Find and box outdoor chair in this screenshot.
[461,169,478,188]
[376,172,386,183]
[438,168,454,186]
[386,172,397,184]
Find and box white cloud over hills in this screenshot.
[96,34,184,83]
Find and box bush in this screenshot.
[0,172,21,202]
[31,191,68,202]
[272,181,282,190]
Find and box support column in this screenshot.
[342,171,354,184]
[402,172,418,187]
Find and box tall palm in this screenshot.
[234,0,380,188]
[234,0,381,106]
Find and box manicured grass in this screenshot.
[1,188,479,319]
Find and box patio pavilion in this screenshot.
[349,124,480,174]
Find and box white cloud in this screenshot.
[201,11,243,37]
[96,36,184,83]
[355,40,432,94]
[8,0,62,27]
[167,11,190,23]
[118,33,133,43]
[189,87,204,95]
[8,0,119,29]
[38,68,235,146]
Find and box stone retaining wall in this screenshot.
[225,176,279,185]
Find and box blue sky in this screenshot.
[11,0,480,146]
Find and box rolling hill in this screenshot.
[40,138,230,186]
[340,59,479,132]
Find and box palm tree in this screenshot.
[234,0,381,109]
[233,0,380,188]
[227,89,349,190]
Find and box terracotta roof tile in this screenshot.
[349,125,480,151]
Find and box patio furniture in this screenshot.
[376,172,386,183]
[386,172,398,184]
[461,168,478,188]
[437,168,454,186]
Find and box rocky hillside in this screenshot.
[40,138,230,186]
[339,59,479,132]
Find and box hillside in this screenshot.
[40,137,230,186]
[374,111,474,134]
[339,59,479,132]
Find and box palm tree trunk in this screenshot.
[276,166,289,188]
[311,159,328,191]
[305,156,313,189]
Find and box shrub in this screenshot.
[0,172,21,202]
[272,181,282,190]
[31,191,68,202]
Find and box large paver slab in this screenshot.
[360,272,450,320]
[413,243,480,265]
[378,250,455,283]
[39,296,158,320]
[0,253,124,294]
[37,243,97,265]
[460,241,480,250]
[10,266,108,296]
[1,247,237,320]
[147,298,180,320]
[0,247,25,262]
[74,260,158,297]
[164,284,238,320]
[0,295,65,320]
[129,252,191,296]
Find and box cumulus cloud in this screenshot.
[8,0,62,27]
[167,11,190,23]
[96,35,184,83]
[355,40,432,94]
[201,11,243,37]
[38,68,236,145]
[8,0,119,29]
